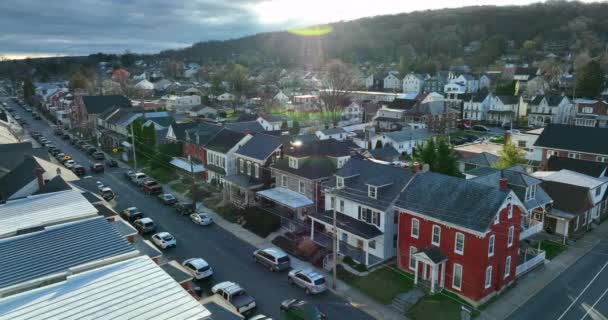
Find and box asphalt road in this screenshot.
[508,238,608,320]
[4,98,374,320]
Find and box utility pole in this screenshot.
[130,124,137,171]
[189,155,196,204]
[332,206,338,290]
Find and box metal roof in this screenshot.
[0,256,211,320]
[0,217,137,294]
[0,190,99,239]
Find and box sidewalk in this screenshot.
[480,222,608,320]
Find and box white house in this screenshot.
[162,95,202,112]
[256,115,291,131]
[487,95,522,125]
[383,73,402,91]
[380,129,435,155]
[135,79,154,91]
[339,101,364,126]
[315,127,351,141]
[445,74,479,93]
[273,91,289,103]
[217,92,235,102]
[402,73,425,93]
[463,93,492,121]
[204,129,253,184]
[527,95,573,127]
[510,128,544,165]
[188,105,218,118]
[479,74,492,90]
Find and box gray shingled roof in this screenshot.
[82,95,132,114]
[0,217,136,290]
[272,157,336,180]
[534,124,608,156]
[310,210,383,239]
[459,152,499,168]
[205,128,247,153]
[0,156,41,201]
[225,121,266,134]
[320,127,346,136]
[383,129,435,143]
[395,172,510,233]
[235,133,282,161]
[0,142,35,173]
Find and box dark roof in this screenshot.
[310,210,383,239]
[389,98,418,110]
[0,217,135,290]
[547,156,608,177]
[395,172,510,233]
[333,158,414,211]
[235,133,282,161]
[81,191,103,204]
[81,95,132,114]
[93,203,118,218]
[223,174,264,188]
[145,116,175,128]
[160,263,193,284]
[170,122,199,141]
[0,156,41,201]
[272,157,336,180]
[186,122,223,145]
[465,166,500,177]
[205,129,247,153]
[534,124,608,156]
[369,147,399,161]
[204,302,243,320]
[418,246,447,263]
[459,152,499,168]
[514,67,538,78]
[0,142,34,172]
[32,175,71,195]
[206,163,227,175]
[546,95,565,106]
[541,180,591,214]
[530,95,544,106]
[236,113,258,122]
[285,139,352,158]
[225,121,265,134]
[496,95,519,105]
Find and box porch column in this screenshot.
[310,220,315,239]
[365,248,369,266]
[440,262,445,289]
[414,259,419,285]
[423,263,428,280]
[430,264,436,293]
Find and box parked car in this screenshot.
[98,186,115,201]
[175,201,195,215]
[86,147,98,155]
[71,138,79,145]
[131,172,148,185]
[63,159,76,169]
[211,281,256,315]
[62,134,70,140]
[280,299,326,320]
[190,213,213,226]
[120,207,143,222]
[142,180,163,195]
[125,170,136,180]
[158,193,177,205]
[472,125,490,132]
[49,148,61,156]
[151,232,176,249]
[72,165,86,177]
[24,107,32,112]
[133,217,156,234]
[77,141,87,149]
[32,113,41,120]
[182,258,213,280]
[61,155,72,163]
[253,247,291,272]
[287,269,327,295]
[106,159,118,167]
[17,119,27,125]
[90,163,104,173]
[464,134,481,143]
[53,127,63,135]
[92,151,105,160]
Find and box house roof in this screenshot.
[81,95,132,115]
[319,127,346,136]
[416,246,447,264]
[546,95,566,106]
[0,256,211,320]
[225,121,265,134]
[257,187,314,209]
[383,129,435,143]
[32,175,72,195]
[169,122,199,141]
[496,95,519,105]
[185,122,223,145]
[235,133,282,161]
[205,128,247,153]
[389,98,418,110]
[285,139,353,158]
[144,116,175,128]
[0,156,42,201]
[0,142,35,173]
[0,190,99,239]
[395,172,510,233]
[0,217,136,292]
[273,157,337,180]
[539,169,606,189]
[459,152,499,168]
[547,156,607,177]
[309,210,383,239]
[332,158,414,211]
[369,147,399,160]
[530,95,545,106]
[541,180,592,214]
[534,124,608,156]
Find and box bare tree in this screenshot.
[319,59,357,126]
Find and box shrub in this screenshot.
[343,256,354,265]
[355,263,368,272]
[215,205,241,223]
[243,207,281,238]
[182,176,193,185]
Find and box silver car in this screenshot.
[253,247,290,272]
[287,269,327,294]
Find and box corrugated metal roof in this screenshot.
[0,256,211,320]
[0,217,137,292]
[0,190,99,238]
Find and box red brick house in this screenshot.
[396,172,525,305]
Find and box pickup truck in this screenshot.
[211,281,257,315]
[142,180,163,195]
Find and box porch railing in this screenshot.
[516,249,546,276]
[520,219,543,240]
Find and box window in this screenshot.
[505,256,511,278]
[525,185,537,201]
[368,186,377,199]
[330,197,335,209]
[508,204,513,219]
[281,175,287,187]
[239,159,244,172]
[409,247,417,270]
[254,164,259,178]
[595,187,601,197]
[411,219,419,239]
[583,106,593,113]
[568,152,579,159]
[394,210,399,224]
[488,235,495,257]
[372,212,380,227]
[432,225,441,246]
[494,214,499,225]
[289,157,298,169]
[298,180,305,193]
[393,234,398,248]
[369,240,376,249]
[517,140,526,148]
[454,233,465,255]
[336,177,344,189]
[246,162,252,175]
[339,200,344,213]
[597,156,608,163]
[508,226,514,247]
[452,264,463,290]
[485,266,492,289]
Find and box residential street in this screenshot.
[5,98,375,320]
[508,237,608,320]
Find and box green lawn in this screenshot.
[408,291,480,320]
[142,166,178,184]
[171,182,189,194]
[337,265,414,304]
[540,240,567,260]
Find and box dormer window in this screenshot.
[368,186,377,199]
[289,157,298,169]
[525,185,536,201]
[336,177,344,189]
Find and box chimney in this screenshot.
[35,167,45,189]
[499,178,508,191]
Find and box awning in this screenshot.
[170,157,205,173]
[224,174,264,189]
[256,187,314,209]
[309,210,383,240]
[546,209,577,221]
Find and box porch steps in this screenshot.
[391,289,425,314]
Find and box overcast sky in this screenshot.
[0,0,596,59]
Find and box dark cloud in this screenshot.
[0,0,284,56]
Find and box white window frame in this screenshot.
[454,232,465,255]
[254,163,259,178]
[368,186,377,199]
[568,152,579,159]
[494,214,499,225]
[452,264,463,291]
[281,175,288,187]
[409,247,417,270]
[289,157,298,169]
[485,266,492,289]
[431,225,441,246]
[597,156,608,163]
[330,197,335,209]
[339,200,345,213]
[508,226,514,247]
[504,256,511,278]
[298,180,305,194]
[246,161,251,175]
[239,159,244,172]
[336,177,344,189]
[411,218,419,239]
[488,235,495,257]
[508,204,513,219]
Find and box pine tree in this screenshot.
[290,120,301,135]
[576,60,603,98]
[495,140,526,169]
[415,137,437,170]
[435,137,460,177]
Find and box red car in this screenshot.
[142,180,163,195]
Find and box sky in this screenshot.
[0,0,596,59]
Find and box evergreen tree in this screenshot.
[281,120,289,131]
[495,140,526,169]
[435,137,460,177]
[22,78,35,105]
[415,137,437,170]
[576,60,603,98]
[290,120,301,135]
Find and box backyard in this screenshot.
[337,265,414,304]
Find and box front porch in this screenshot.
[515,245,546,277]
[223,174,264,208]
[256,187,315,221]
[412,247,448,294]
